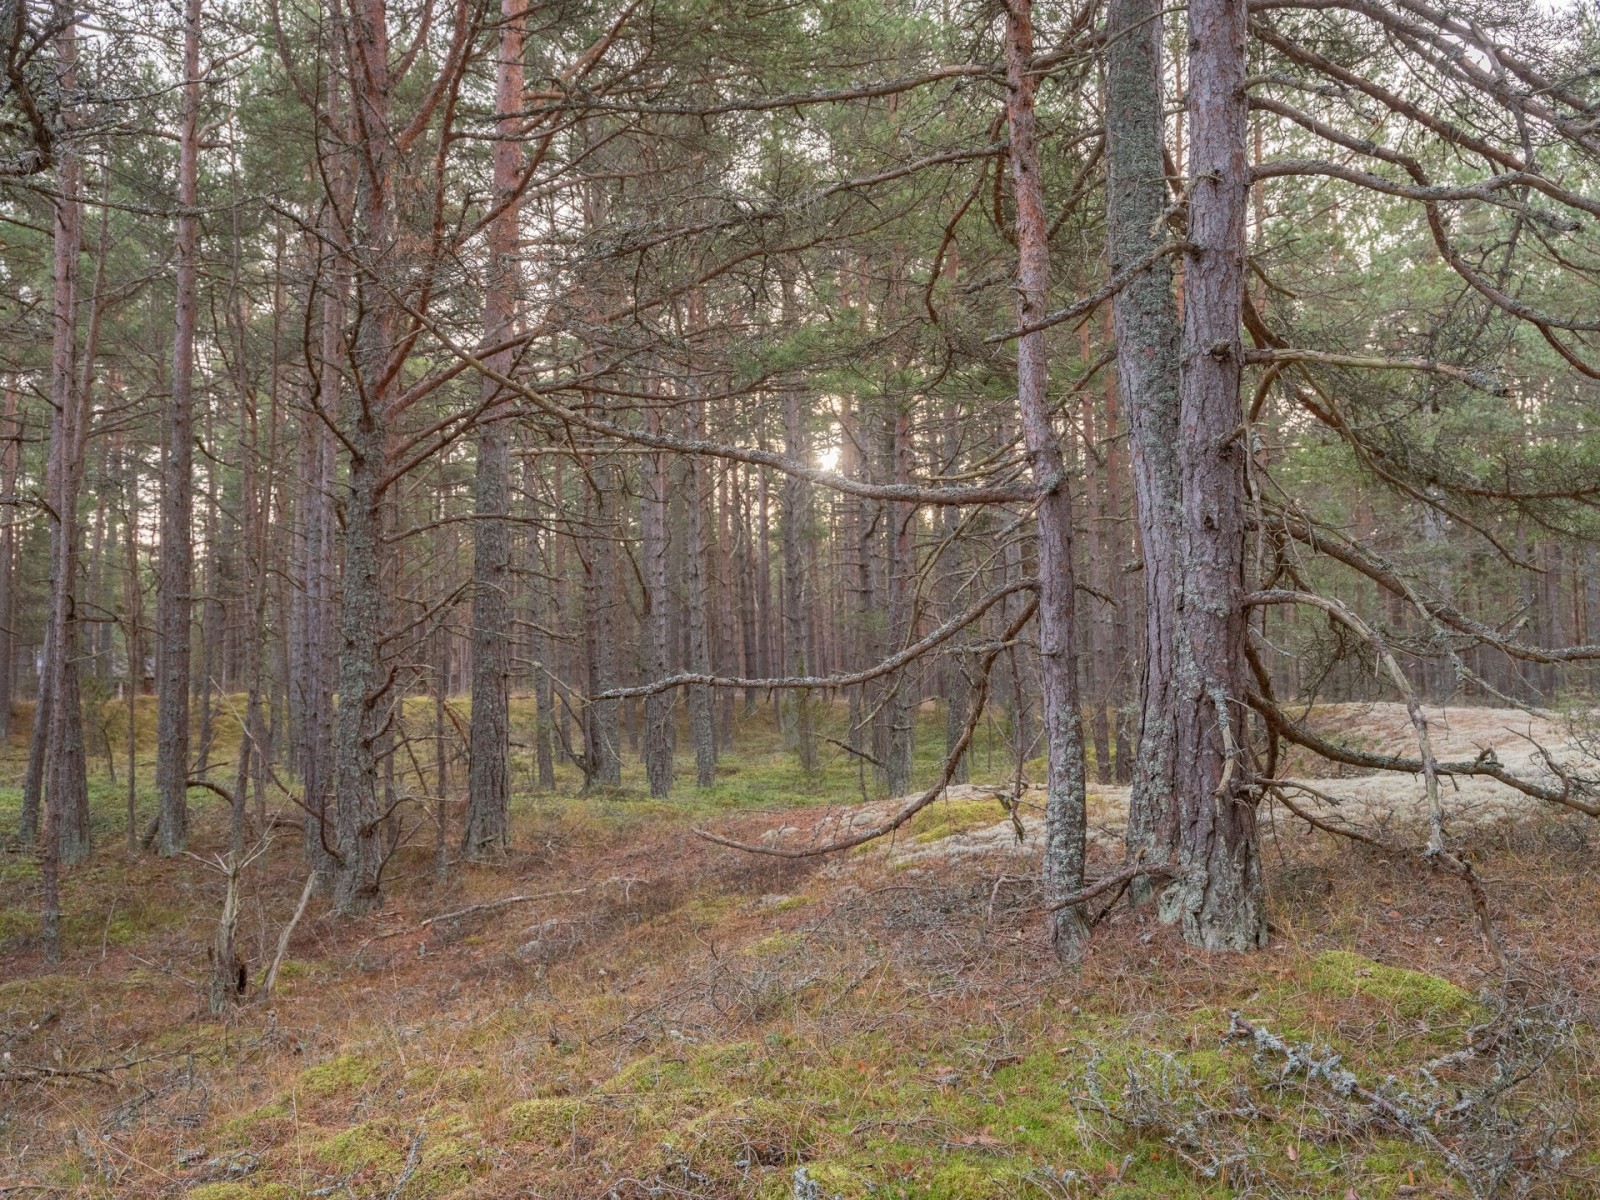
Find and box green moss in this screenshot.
[755,1162,873,1199]
[0,973,81,1007]
[504,1097,588,1147]
[906,796,1005,843]
[744,931,806,957]
[412,1111,489,1197]
[0,855,39,884]
[679,1097,813,1164]
[411,1064,489,1101]
[272,959,320,983]
[0,904,33,947]
[221,1100,290,1141]
[183,1186,294,1200]
[1309,951,1477,1020]
[314,1121,403,1173]
[605,1052,697,1094]
[297,1053,376,1098]
[921,1157,1023,1199]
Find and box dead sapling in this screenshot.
[187,836,273,1016]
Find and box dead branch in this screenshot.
[693,594,1038,858]
[376,888,591,938]
[598,577,1032,700]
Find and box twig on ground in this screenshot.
[378,888,591,938]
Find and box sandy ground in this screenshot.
[842,703,1600,867]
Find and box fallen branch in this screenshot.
[600,578,1032,700]
[377,888,591,938]
[819,734,885,769]
[1227,1014,1480,1192]
[0,1049,179,1087]
[1043,861,1174,912]
[1246,591,1508,969]
[1249,692,1599,817]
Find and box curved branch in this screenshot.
[599,577,1033,699]
[693,594,1038,858]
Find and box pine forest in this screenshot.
[3,0,1600,1195]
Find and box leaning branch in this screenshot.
[986,241,1189,342]
[1248,692,1599,818]
[693,595,1038,857]
[599,577,1033,699]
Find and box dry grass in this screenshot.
[2,708,1598,1198]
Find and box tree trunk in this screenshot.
[155,0,201,856]
[683,338,717,787]
[1004,0,1090,957]
[883,405,915,795]
[463,0,524,856]
[715,462,737,750]
[121,439,142,852]
[583,461,622,788]
[39,14,85,955]
[0,382,18,741]
[939,408,970,784]
[642,410,675,797]
[1164,0,1266,951]
[330,0,399,914]
[1106,0,1186,896]
[529,460,557,790]
[779,384,817,773]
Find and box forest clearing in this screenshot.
[5,0,1600,1194]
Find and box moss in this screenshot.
[297,1053,376,1098]
[0,856,39,884]
[683,1040,763,1081]
[0,973,82,1007]
[679,1096,813,1165]
[184,1186,293,1200]
[314,1121,403,1173]
[744,931,806,957]
[0,904,33,947]
[272,959,320,984]
[405,1063,489,1101]
[221,1100,290,1141]
[412,1111,489,1197]
[906,795,1005,843]
[605,1052,697,1094]
[921,1157,1022,1199]
[1309,951,1478,1021]
[754,1162,874,1199]
[504,1097,588,1146]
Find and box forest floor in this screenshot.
[1,702,1598,1199]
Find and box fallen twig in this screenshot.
[1227,1013,1482,1195]
[0,1049,179,1087]
[378,888,590,938]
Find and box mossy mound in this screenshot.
[677,1096,814,1166]
[296,1053,376,1098]
[907,795,1006,843]
[311,1112,485,1197]
[1309,950,1477,1021]
[314,1120,403,1174]
[504,1097,589,1147]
